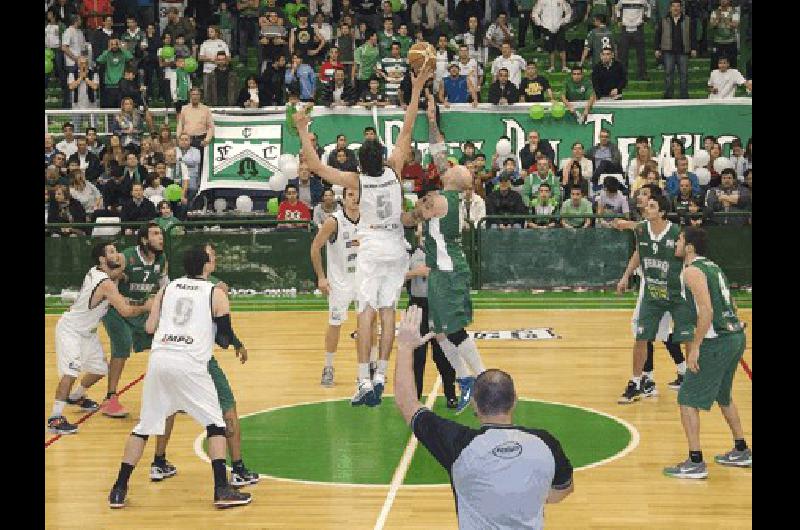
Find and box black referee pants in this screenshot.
[410,297,457,402]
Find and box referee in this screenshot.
[394,306,574,528]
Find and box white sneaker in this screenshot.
[546,67,555,73]
[351,379,376,406]
[562,66,571,73]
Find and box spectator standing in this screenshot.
[591,47,626,99]
[237,0,261,62]
[709,0,739,71]
[319,47,344,84]
[258,11,289,74]
[290,9,327,67]
[451,16,487,69]
[45,11,65,82]
[704,169,750,226]
[523,154,562,206]
[453,44,481,91]
[485,12,514,60]
[68,137,103,182]
[312,11,333,43]
[285,54,318,102]
[312,188,341,226]
[81,0,113,31]
[377,42,408,105]
[517,0,536,50]
[335,22,357,78]
[581,13,614,68]
[120,15,146,73]
[49,0,78,25]
[377,17,398,58]
[527,182,560,228]
[453,0,483,34]
[485,173,527,229]
[615,0,650,80]
[198,26,231,82]
[175,133,202,208]
[118,67,147,107]
[487,68,518,105]
[95,38,134,108]
[439,63,478,106]
[518,61,554,103]
[596,175,629,225]
[562,64,596,123]
[111,97,149,152]
[176,87,215,151]
[410,0,447,42]
[204,52,240,106]
[216,2,235,49]
[261,54,288,105]
[460,182,486,230]
[61,14,87,73]
[277,183,312,229]
[320,68,358,106]
[353,30,380,95]
[433,35,455,92]
[91,15,116,58]
[491,43,527,88]
[57,123,78,159]
[654,0,697,99]
[532,0,573,72]
[237,75,268,107]
[560,184,593,228]
[707,56,749,99]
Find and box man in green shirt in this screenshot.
[377,17,397,58]
[396,23,412,57]
[354,30,380,95]
[562,65,597,124]
[581,13,615,68]
[709,0,739,71]
[560,185,593,228]
[523,154,562,206]
[527,182,560,228]
[95,38,134,108]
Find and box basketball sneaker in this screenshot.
[150,460,178,481]
[66,396,100,412]
[714,448,752,467]
[47,415,78,435]
[641,375,659,398]
[231,466,260,487]
[372,373,385,404]
[351,379,376,407]
[663,459,708,479]
[108,485,127,508]
[214,485,252,508]
[102,394,129,418]
[320,366,335,387]
[617,381,642,404]
[455,377,475,415]
[668,373,684,390]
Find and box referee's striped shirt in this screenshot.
[411,408,573,529]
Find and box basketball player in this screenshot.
[48,243,152,434]
[663,227,751,479]
[414,96,486,414]
[294,65,433,406]
[147,243,260,488]
[310,187,363,387]
[101,222,168,418]
[108,246,251,509]
[611,196,695,404]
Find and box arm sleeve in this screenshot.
[531,429,573,489]
[411,408,476,471]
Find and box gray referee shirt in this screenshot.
[408,248,428,298]
[411,408,573,529]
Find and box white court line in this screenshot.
[373,376,442,530]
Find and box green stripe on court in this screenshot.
[201,397,633,485]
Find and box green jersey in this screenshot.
[396,35,412,57]
[564,77,594,101]
[585,26,615,65]
[424,191,469,274]
[95,48,134,86]
[710,8,739,45]
[635,220,683,302]
[378,31,398,57]
[354,43,380,80]
[155,215,179,235]
[119,246,167,301]
[683,257,744,338]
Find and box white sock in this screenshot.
[369,346,379,363]
[377,359,389,376]
[358,363,370,381]
[643,371,653,380]
[51,400,66,418]
[437,338,471,379]
[324,352,335,367]
[456,337,485,376]
[630,375,642,389]
[676,361,687,375]
[69,385,87,401]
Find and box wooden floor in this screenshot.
[45,309,752,529]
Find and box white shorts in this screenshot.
[55,320,108,378]
[631,280,672,342]
[328,287,356,325]
[355,250,409,313]
[132,351,225,436]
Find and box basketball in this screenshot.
[407,42,436,72]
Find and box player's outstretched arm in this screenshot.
[683,266,712,373]
[294,110,359,189]
[394,305,435,425]
[388,64,434,175]
[425,93,449,177]
[98,280,150,319]
[617,249,640,294]
[310,216,338,295]
[611,218,637,230]
[144,285,166,334]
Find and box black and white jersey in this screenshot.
[411,408,573,530]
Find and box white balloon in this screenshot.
[693,150,710,168]
[268,169,288,191]
[694,167,711,186]
[713,156,733,173]
[282,159,299,180]
[213,198,227,213]
[278,154,297,172]
[235,195,253,212]
[496,138,512,157]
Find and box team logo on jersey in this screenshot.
[161,334,195,345]
[492,441,523,459]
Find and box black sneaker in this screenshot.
[641,375,659,398]
[214,485,253,508]
[668,373,684,390]
[66,396,100,411]
[231,467,260,487]
[617,381,642,404]
[150,460,177,481]
[446,398,458,409]
[47,415,78,434]
[108,485,127,509]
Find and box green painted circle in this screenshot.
[203,397,633,486]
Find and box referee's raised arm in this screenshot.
[394,306,434,425]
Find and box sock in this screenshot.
[106,391,117,400]
[689,450,703,464]
[376,359,389,376]
[231,459,244,472]
[437,338,471,379]
[324,352,335,367]
[358,363,370,381]
[68,385,87,401]
[211,459,228,489]
[51,400,66,418]
[456,337,486,376]
[369,346,379,364]
[114,462,135,489]
[643,371,653,380]
[154,453,166,466]
[676,361,687,375]
[734,439,747,452]
[630,375,642,389]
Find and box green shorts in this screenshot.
[208,356,236,413]
[427,269,473,335]
[634,296,695,343]
[678,332,746,411]
[102,307,153,359]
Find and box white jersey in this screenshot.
[152,277,215,365]
[59,267,111,335]
[326,209,359,293]
[358,167,405,256]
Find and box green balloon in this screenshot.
[529,104,545,120]
[45,58,54,74]
[160,46,175,59]
[183,57,198,73]
[551,102,566,119]
[267,197,279,215]
[45,48,55,60]
[390,0,403,12]
[164,184,183,202]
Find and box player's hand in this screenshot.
[411,63,433,92]
[687,344,700,373]
[142,297,154,311]
[616,275,628,295]
[397,305,434,350]
[293,108,310,129]
[318,278,330,296]
[216,281,230,294]
[235,344,248,364]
